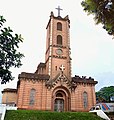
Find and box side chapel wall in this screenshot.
[71,83,96,112]
[17,79,52,110]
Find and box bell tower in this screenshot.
[45,7,71,80]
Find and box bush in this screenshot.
[4,110,103,120]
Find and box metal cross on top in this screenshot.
[56,6,63,17]
[59,65,65,72]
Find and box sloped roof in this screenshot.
[18,72,50,80]
[37,62,46,68]
[2,88,17,93]
[72,75,98,84]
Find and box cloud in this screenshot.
[94,72,114,91]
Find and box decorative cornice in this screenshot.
[72,75,98,85]
[52,55,67,59]
[18,72,50,80]
[53,44,66,48]
[45,45,67,55]
[2,88,17,93]
[46,11,70,29]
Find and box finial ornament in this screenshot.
[59,65,65,72]
[56,6,63,17]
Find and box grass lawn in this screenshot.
[4,110,103,120]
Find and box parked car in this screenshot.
[90,103,114,113]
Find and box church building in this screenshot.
[2,7,97,112]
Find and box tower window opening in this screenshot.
[48,37,50,46]
[57,22,62,31]
[55,66,57,71]
[57,35,62,45]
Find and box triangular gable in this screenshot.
[45,72,76,91]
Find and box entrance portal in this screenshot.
[54,99,64,112]
[52,87,70,111]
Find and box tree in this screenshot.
[81,0,114,37]
[0,16,24,84]
[96,86,114,102]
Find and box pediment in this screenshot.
[45,73,77,91]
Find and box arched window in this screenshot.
[57,22,62,31]
[57,35,62,45]
[29,88,36,105]
[83,92,88,108]
[56,93,63,97]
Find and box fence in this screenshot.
[0,104,17,120]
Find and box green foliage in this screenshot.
[0,16,24,84]
[96,86,114,102]
[4,110,103,120]
[81,0,114,37]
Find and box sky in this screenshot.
[0,0,114,102]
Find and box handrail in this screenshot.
[90,110,110,120]
[0,104,17,120]
[0,104,6,120]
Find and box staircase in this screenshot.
[90,110,110,120]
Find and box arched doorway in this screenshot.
[54,92,64,112]
[52,87,70,112]
[54,98,64,112]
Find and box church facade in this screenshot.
[2,9,97,112]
